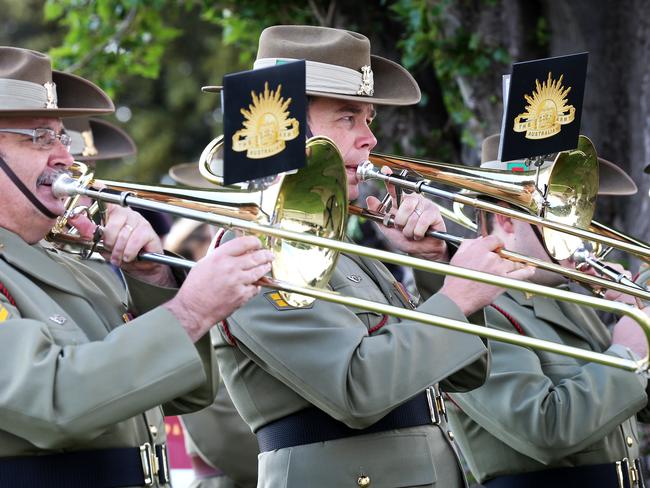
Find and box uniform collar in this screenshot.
[504,287,593,342]
[0,227,87,298]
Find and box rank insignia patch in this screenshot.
[264,291,313,311]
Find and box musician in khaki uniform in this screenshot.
[208,25,533,488]
[0,47,272,487]
[445,135,650,488]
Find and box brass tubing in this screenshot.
[52,176,650,373]
[350,205,650,302]
[75,237,642,373]
[358,162,650,261]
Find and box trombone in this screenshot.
[357,136,650,300]
[198,137,639,298]
[349,205,650,303]
[50,136,650,373]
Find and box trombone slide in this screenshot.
[52,175,650,373]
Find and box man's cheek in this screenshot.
[347,182,359,199]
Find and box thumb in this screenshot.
[68,214,98,240]
[508,266,536,282]
[366,195,382,212]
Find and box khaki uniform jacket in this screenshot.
[447,290,648,484]
[182,380,259,488]
[0,228,217,487]
[214,251,489,488]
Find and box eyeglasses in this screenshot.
[0,128,72,151]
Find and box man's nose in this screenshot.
[356,124,377,152]
[48,142,74,168]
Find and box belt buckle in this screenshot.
[157,443,170,485]
[139,443,155,486]
[616,457,642,488]
[634,458,646,488]
[425,386,447,426]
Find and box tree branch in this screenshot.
[65,6,138,73]
[308,0,327,26]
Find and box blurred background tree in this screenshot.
[2,0,650,267]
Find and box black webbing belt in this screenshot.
[256,388,444,452]
[0,445,169,488]
[484,458,645,488]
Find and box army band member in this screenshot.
[209,25,533,488]
[0,47,272,487]
[445,134,650,488]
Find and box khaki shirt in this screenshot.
[215,250,489,488]
[0,228,217,487]
[448,290,648,483]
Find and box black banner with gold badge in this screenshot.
[500,52,588,162]
[223,60,306,185]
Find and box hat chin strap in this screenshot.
[0,155,58,219]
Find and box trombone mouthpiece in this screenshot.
[357,161,378,181]
[52,175,80,199]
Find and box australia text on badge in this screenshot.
[232,82,299,159]
[513,72,576,140]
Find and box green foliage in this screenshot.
[535,16,550,48]
[43,0,318,97]
[44,0,187,97]
[391,0,511,146]
[200,1,316,65]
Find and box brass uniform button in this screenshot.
[626,436,634,447]
[149,424,158,439]
[448,430,455,441]
[357,475,371,487]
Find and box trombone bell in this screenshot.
[365,135,599,261]
[52,136,349,308]
[270,138,347,306]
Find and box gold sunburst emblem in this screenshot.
[513,72,575,140]
[232,82,300,159]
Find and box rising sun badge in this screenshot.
[513,72,576,140]
[232,82,300,159]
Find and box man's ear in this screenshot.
[494,213,515,234]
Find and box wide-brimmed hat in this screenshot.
[481,134,637,196]
[64,117,136,162]
[202,25,421,106]
[0,46,114,117]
